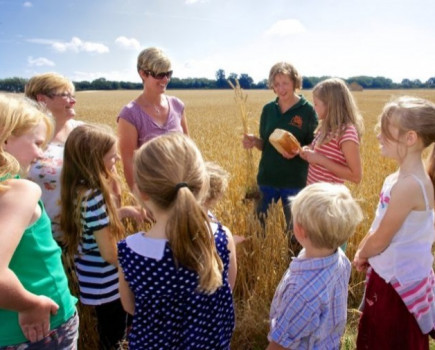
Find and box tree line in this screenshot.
[1,70,434,93]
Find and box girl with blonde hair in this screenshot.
[354,96,435,349]
[118,133,235,349]
[300,77,364,185]
[0,95,78,349]
[60,124,142,349]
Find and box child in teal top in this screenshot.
[0,95,77,348]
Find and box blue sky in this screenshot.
[0,0,434,83]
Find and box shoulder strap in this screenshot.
[410,174,431,210]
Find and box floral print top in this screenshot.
[28,119,83,241]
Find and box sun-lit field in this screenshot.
[73,88,435,349]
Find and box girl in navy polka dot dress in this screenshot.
[117,133,235,349]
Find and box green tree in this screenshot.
[0,77,27,92]
[238,73,254,89]
[215,69,226,88]
[227,73,238,87]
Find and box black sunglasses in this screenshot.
[145,70,173,80]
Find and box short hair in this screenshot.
[380,96,435,148]
[204,161,229,207]
[0,95,53,178]
[137,47,171,75]
[268,62,302,90]
[291,182,362,250]
[24,72,75,100]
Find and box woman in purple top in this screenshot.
[117,47,189,189]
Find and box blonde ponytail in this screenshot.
[134,133,223,293]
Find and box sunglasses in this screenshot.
[48,92,76,100]
[145,70,173,80]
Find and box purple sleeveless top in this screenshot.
[117,95,184,146]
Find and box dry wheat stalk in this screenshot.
[228,79,257,195]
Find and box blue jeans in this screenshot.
[0,311,79,350]
[256,185,302,232]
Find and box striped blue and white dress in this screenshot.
[75,188,119,305]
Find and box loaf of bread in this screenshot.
[269,129,301,156]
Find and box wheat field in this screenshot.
[73,88,435,349]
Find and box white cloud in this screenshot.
[264,19,306,37]
[27,56,55,67]
[28,37,109,54]
[23,2,32,8]
[52,37,109,53]
[115,36,141,50]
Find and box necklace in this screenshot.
[151,103,163,115]
[140,94,166,116]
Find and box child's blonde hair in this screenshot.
[291,182,363,250]
[60,124,124,255]
[268,62,302,90]
[313,78,364,145]
[137,47,171,76]
[0,95,53,180]
[25,72,75,100]
[203,161,229,209]
[380,96,435,147]
[134,133,224,293]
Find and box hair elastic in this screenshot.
[175,182,188,191]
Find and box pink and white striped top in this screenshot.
[306,124,359,185]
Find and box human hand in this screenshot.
[120,205,153,224]
[18,295,59,343]
[353,251,369,272]
[299,146,318,163]
[281,149,299,159]
[299,146,310,161]
[233,235,246,245]
[242,134,257,149]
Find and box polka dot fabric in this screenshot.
[118,223,235,349]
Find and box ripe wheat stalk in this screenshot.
[228,79,257,196]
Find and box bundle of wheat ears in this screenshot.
[228,79,258,199]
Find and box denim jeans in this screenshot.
[256,185,302,232]
[0,311,79,350]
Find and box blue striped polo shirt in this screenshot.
[75,188,119,305]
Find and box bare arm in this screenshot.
[180,111,189,136]
[353,232,370,272]
[0,180,59,342]
[117,118,138,190]
[223,225,237,291]
[94,226,118,266]
[118,268,135,315]
[117,205,148,224]
[357,176,422,260]
[301,141,362,184]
